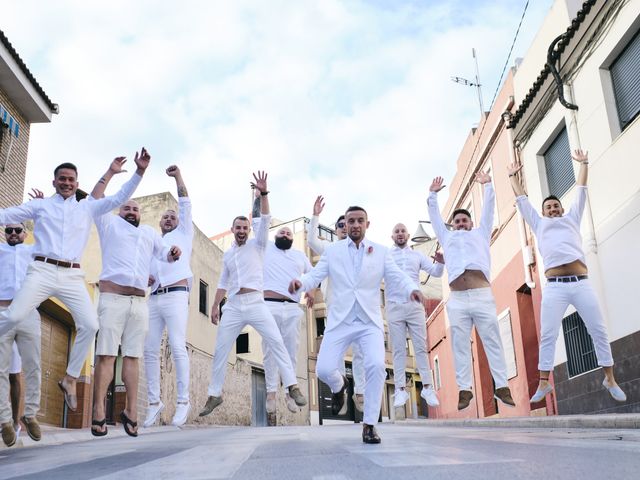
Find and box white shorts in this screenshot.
[10,341,21,375]
[96,293,149,358]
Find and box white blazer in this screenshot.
[299,237,416,332]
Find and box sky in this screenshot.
[3,0,555,242]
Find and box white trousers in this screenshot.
[208,292,297,396]
[10,341,21,375]
[0,261,98,378]
[446,288,508,391]
[262,301,304,393]
[539,279,614,371]
[387,301,432,390]
[144,290,190,404]
[0,307,41,423]
[316,317,385,425]
[338,342,365,395]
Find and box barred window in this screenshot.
[562,312,598,377]
[543,127,575,198]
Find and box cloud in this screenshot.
[3,0,554,241]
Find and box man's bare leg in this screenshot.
[9,373,21,427]
[92,356,116,434]
[122,357,139,435]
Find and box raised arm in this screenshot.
[251,189,261,219]
[426,177,449,242]
[572,149,589,187]
[90,157,127,199]
[475,171,495,237]
[307,195,328,255]
[0,200,37,225]
[251,171,270,247]
[507,162,526,198]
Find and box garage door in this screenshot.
[37,311,70,426]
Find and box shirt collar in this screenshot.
[347,236,369,250]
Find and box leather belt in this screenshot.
[264,297,297,303]
[34,256,80,269]
[547,275,588,283]
[151,286,190,296]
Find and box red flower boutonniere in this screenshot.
[367,246,374,254]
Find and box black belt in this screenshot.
[151,286,190,295]
[547,275,588,283]
[34,256,80,269]
[264,297,297,303]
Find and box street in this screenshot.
[1,422,638,479]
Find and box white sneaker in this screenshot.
[421,386,440,407]
[266,396,276,414]
[530,383,553,403]
[172,402,191,426]
[13,422,21,439]
[602,379,627,402]
[393,389,410,408]
[285,394,298,413]
[143,401,165,428]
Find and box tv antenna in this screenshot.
[451,48,485,117]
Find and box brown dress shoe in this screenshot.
[494,387,516,407]
[2,422,16,447]
[21,416,41,441]
[457,390,474,410]
[199,395,223,417]
[331,376,348,415]
[288,386,307,406]
[362,424,381,444]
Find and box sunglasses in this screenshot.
[336,222,345,229]
[5,227,23,234]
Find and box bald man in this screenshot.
[90,169,181,437]
[386,223,444,409]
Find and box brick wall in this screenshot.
[0,88,31,208]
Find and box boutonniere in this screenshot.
[367,246,373,254]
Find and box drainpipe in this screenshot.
[562,83,610,320]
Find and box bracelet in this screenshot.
[260,191,270,196]
[582,161,589,165]
[509,173,517,177]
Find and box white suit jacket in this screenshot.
[299,237,416,332]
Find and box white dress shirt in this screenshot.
[427,183,495,283]
[95,213,170,290]
[0,173,142,263]
[386,245,444,304]
[306,215,331,256]
[263,242,312,302]
[218,214,271,298]
[0,243,33,300]
[516,186,587,270]
[150,197,194,289]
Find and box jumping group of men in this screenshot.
[0,147,627,446]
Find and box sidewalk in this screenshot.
[399,413,640,429]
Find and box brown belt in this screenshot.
[34,256,80,269]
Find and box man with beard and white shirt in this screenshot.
[144,165,194,428]
[199,171,307,417]
[89,159,181,437]
[428,172,515,411]
[0,152,149,416]
[290,206,423,444]
[306,196,366,413]
[0,224,41,447]
[508,150,626,404]
[386,223,444,409]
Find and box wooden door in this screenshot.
[38,312,70,426]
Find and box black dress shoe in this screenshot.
[362,424,381,444]
[331,375,348,415]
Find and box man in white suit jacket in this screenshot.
[290,206,422,444]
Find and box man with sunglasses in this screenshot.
[0,224,41,446]
[306,196,365,413]
[87,159,182,437]
[0,151,150,414]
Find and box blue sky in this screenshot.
[3,0,555,240]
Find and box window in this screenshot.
[562,312,598,377]
[236,332,249,354]
[315,316,326,337]
[543,127,575,198]
[498,310,517,379]
[433,356,441,390]
[610,30,640,130]
[0,104,20,138]
[199,280,208,315]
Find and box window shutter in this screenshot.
[611,31,640,130]
[544,127,575,197]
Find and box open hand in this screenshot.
[429,177,445,193]
[304,291,315,309]
[28,188,44,200]
[109,157,128,175]
[431,251,444,264]
[571,149,588,164]
[474,170,491,184]
[313,195,325,216]
[507,162,523,176]
[250,171,268,193]
[134,147,151,172]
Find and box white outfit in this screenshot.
[306,215,365,393]
[207,215,298,397]
[299,237,417,425]
[0,173,142,377]
[261,241,311,393]
[428,183,509,391]
[0,243,41,424]
[145,196,194,405]
[386,245,444,390]
[516,188,614,370]
[94,212,170,358]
